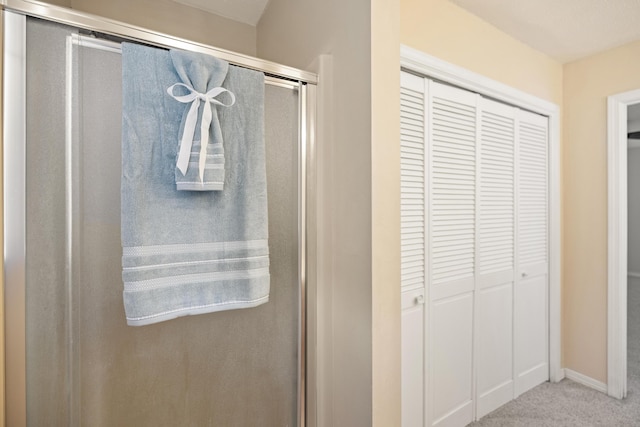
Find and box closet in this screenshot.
[400,71,549,427]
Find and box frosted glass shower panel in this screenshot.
[24,18,300,426]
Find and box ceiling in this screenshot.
[178,0,640,62]
[172,0,269,26]
[450,0,640,63]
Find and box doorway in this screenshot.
[607,89,640,399]
[628,103,640,402]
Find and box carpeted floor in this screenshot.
[468,277,640,426]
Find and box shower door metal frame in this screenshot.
[2,2,317,426]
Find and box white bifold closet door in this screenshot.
[400,71,549,427]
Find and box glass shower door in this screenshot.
[6,14,302,427]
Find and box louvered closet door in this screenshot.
[476,98,517,418]
[428,81,477,427]
[399,72,551,427]
[400,71,426,427]
[515,109,549,396]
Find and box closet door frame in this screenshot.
[400,45,562,389]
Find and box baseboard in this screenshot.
[564,369,608,394]
[552,368,566,382]
[628,271,640,279]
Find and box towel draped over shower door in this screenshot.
[121,43,270,326]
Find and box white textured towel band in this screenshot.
[166,82,236,184]
[122,239,268,257]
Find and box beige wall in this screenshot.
[371,0,401,425]
[39,0,257,55]
[563,40,640,382]
[401,0,562,105]
[258,0,401,425]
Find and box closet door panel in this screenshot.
[515,109,549,396]
[431,293,474,427]
[476,282,513,419]
[476,97,516,416]
[428,81,476,427]
[400,71,426,427]
[514,274,548,395]
[402,289,425,427]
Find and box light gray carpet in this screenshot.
[468,277,640,426]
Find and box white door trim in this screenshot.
[607,89,640,399]
[400,45,563,384]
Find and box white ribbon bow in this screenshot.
[167,83,236,184]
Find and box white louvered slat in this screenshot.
[478,98,515,276]
[518,110,548,268]
[401,72,425,291]
[430,82,476,286]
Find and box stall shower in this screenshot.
[4,8,316,426]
